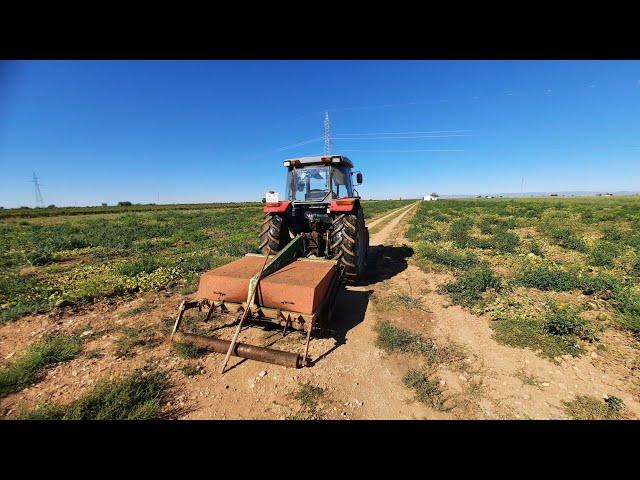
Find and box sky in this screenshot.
[0,60,639,208]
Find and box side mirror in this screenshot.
[356,172,363,185]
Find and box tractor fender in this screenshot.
[263,201,291,214]
[329,198,359,213]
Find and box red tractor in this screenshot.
[260,155,369,282]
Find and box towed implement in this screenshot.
[170,154,368,372]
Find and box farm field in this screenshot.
[2,196,639,420]
[402,196,640,418]
[0,199,417,419]
[408,196,640,345]
[0,199,414,325]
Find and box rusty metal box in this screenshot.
[196,256,336,315]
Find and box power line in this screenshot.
[339,149,465,153]
[334,134,468,140]
[334,129,471,136]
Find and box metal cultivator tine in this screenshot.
[171,300,201,337]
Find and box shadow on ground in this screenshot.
[362,244,414,285]
[310,243,414,364]
[310,288,373,366]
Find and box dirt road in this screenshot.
[179,201,433,419]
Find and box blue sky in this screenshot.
[1,60,639,207]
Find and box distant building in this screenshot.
[423,192,439,201]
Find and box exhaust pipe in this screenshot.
[172,331,302,368]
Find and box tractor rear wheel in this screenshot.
[259,214,290,254]
[330,208,367,282]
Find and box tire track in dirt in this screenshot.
[366,202,416,230]
[300,201,440,419]
[269,200,444,419]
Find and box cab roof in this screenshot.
[283,155,353,168]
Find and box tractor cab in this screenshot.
[283,156,363,203]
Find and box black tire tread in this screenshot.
[330,208,366,281]
[258,214,289,254]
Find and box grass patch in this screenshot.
[448,218,474,248]
[440,266,501,307]
[488,229,519,253]
[294,383,325,409]
[516,368,545,388]
[20,368,169,419]
[492,301,596,360]
[172,341,208,359]
[610,287,640,337]
[529,241,544,256]
[291,382,325,419]
[374,320,438,363]
[543,302,597,341]
[121,303,154,317]
[563,394,626,420]
[403,369,447,410]
[116,257,160,277]
[474,229,520,253]
[381,293,430,312]
[0,334,82,396]
[181,364,201,377]
[545,226,587,251]
[114,326,158,358]
[515,263,581,291]
[589,240,619,267]
[416,243,479,271]
[0,274,53,323]
[25,248,56,266]
[492,316,584,359]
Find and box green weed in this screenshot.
[172,341,208,359]
[403,369,447,410]
[21,368,169,419]
[545,226,587,251]
[544,301,598,342]
[563,394,626,420]
[181,365,201,377]
[114,326,158,358]
[374,320,438,363]
[416,243,479,271]
[0,334,82,396]
[588,240,619,267]
[492,316,583,359]
[515,263,580,291]
[440,266,501,307]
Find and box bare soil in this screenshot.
[2,201,639,419]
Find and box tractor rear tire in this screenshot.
[330,209,367,283]
[259,214,290,254]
